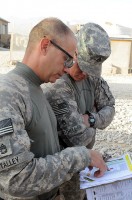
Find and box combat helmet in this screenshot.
[77,23,111,77]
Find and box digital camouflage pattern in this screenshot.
[59,173,85,200]
[43,74,115,200]
[77,22,111,77]
[43,74,115,149]
[42,23,115,200]
[0,63,92,200]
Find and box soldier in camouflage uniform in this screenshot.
[0,18,107,200]
[43,23,115,200]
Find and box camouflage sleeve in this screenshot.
[91,76,115,129]
[0,80,91,199]
[43,79,95,148]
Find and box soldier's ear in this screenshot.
[41,38,50,55]
[64,67,70,74]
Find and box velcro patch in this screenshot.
[0,118,14,137]
[51,102,69,115]
[0,151,34,172]
[0,138,12,158]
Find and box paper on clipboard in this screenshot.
[80,154,132,200]
[80,153,132,200]
[80,153,132,189]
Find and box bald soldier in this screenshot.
[43,23,115,200]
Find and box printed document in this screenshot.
[80,153,132,200]
[80,153,132,189]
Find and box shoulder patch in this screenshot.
[50,101,69,116]
[0,118,14,137]
[0,137,12,158]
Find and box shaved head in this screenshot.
[27,17,75,50]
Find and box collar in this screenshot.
[14,62,43,86]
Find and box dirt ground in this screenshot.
[94,75,132,157]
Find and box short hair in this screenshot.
[27,17,74,49]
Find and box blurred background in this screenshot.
[0,0,132,75]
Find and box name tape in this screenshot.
[0,151,34,172]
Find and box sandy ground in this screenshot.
[94,75,132,157]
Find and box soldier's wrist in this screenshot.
[86,111,95,127]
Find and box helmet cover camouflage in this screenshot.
[77,23,111,77]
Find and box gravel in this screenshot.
[0,65,132,159]
[94,75,132,158]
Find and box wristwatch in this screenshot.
[86,111,95,127]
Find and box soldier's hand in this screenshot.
[82,114,90,127]
[89,150,108,178]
